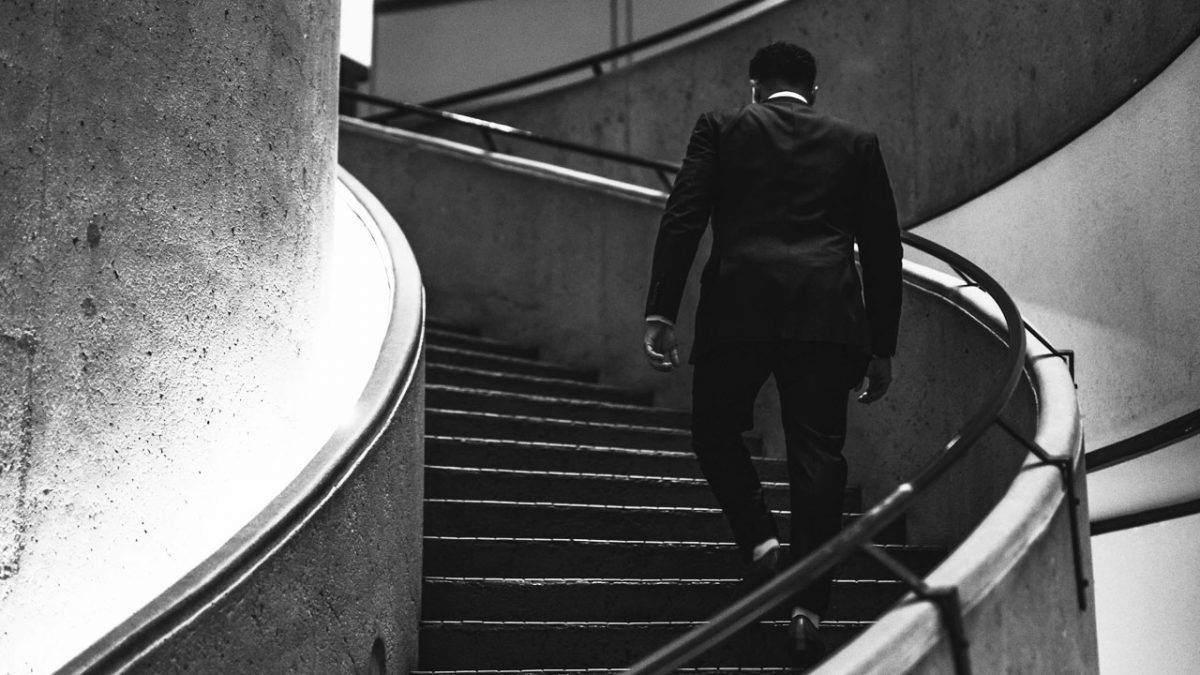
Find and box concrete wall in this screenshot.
[1093,514,1200,675]
[419,0,1200,227]
[60,170,428,675]
[370,0,735,105]
[339,119,1041,549]
[906,33,1200,675]
[0,2,339,671]
[915,37,1200,453]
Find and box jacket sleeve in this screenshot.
[855,133,903,357]
[644,113,719,322]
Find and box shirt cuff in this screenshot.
[645,315,674,327]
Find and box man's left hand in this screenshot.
[855,357,893,404]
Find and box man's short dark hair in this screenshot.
[748,42,816,88]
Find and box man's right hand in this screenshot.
[643,321,681,372]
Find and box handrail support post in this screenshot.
[994,417,1090,611]
[862,544,972,675]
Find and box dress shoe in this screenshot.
[739,545,780,593]
[788,614,827,667]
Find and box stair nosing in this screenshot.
[420,619,873,628]
[427,435,786,465]
[425,497,876,521]
[426,464,789,488]
[427,363,635,391]
[427,344,590,373]
[424,535,942,553]
[426,384,687,416]
[424,576,905,586]
[427,408,689,435]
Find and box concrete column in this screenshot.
[0,1,338,671]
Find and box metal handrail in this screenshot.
[371,0,778,113]
[341,88,682,190]
[624,232,1049,675]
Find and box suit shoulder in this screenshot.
[817,112,879,142]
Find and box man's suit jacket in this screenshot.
[644,96,903,364]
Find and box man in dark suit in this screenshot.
[642,42,902,665]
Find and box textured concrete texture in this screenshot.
[339,119,1040,548]
[55,170,427,674]
[1093,514,1200,675]
[0,2,338,671]
[420,0,1200,226]
[915,37,1200,449]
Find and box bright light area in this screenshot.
[3,181,392,674]
[341,0,374,68]
[1093,514,1200,674]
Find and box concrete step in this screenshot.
[425,437,801,487]
[427,408,691,450]
[424,465,843,509]
[426,318,479,336]
[422,576,907,622]
[427,384,690,428]
[424,537,944,581]
[414,670,800,675]
[427,363,651,405]
[417,619,867,670]
[415,670,801,675]
[423,499,904,544]
[426,344,596,382]
[425,327,538,359]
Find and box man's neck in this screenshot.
[766,90,809,104]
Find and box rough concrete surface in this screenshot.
[0,1,338,671]
[915,38,1200,449]
[421,0,1200,227]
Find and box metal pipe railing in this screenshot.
[371,0,778,112]
[341,88,681,190]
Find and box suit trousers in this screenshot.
[690,340,859,616]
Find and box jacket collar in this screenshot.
[766,91,809,104]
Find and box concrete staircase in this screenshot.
[415,320,944,673]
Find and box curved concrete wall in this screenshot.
[56,170,426,675]
[420,0,1200,226]
[1093,514,1200,675]
[906,34,1200,675]
[0,3,338,672]
[914,37,1200,452]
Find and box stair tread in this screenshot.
[428,408,689,435]
[426,328,538,358]
[426,464,785,487]
[427,384,687,418]
[427,344,597,382]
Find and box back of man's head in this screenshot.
[748,42,817,90]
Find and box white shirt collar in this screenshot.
[766,91,809,104]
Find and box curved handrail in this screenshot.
[1086,407,1200,472]
[624,231,1030,674]
[56,168,425,674]
[342,88,682,189]
[370,0,782,113]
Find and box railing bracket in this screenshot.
[862,544,972,675]
[994,417,1090,611]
